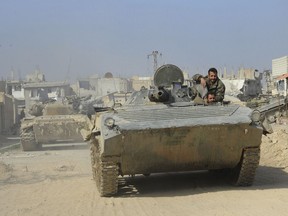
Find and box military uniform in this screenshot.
[188,84,207,105]
[192,74,226,102]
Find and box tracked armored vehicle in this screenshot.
[20,103,90,151]
[85,64,263,196]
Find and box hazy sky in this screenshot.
[0,0,288,82]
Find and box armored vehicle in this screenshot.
[85,64,263,196]
[20,103,90,151]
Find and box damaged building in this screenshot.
[22,81,73,114]
[0,92,22,134]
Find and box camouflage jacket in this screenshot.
[192,74,226,102]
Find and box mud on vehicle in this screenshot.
[84,64,263,196]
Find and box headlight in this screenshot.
[104,117,115,128]
[251,110,261,122]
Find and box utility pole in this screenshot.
[147,51,162,73]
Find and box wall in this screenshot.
[0,81,5,92]
[272,56,288,78]
[131,76,153,91]
[90,78,131,96]
[0,93,16,134]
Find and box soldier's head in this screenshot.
[207,92,216,103]
[208,68,218,84]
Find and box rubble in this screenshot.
[260,118,288,168]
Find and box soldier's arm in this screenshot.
[215,81,226,102]
[192,74,203,83]
[192,74,206,87]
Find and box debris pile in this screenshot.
[260,118,288,168]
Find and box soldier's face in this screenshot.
[207,94,215,103]
[208,71,217,83]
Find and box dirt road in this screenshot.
[1,122,288,216]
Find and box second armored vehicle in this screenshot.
[20,102,90,151]
[84,64,263,196]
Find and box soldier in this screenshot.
[188,86,218,105]
[205,92,216,104]
[192,68,225,102]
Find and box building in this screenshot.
[131,76,153,91]
[75,73,133,97]
[22,81,72,113]
[0,93,20,134]
[89,77,132,95]
[272,56,288,78]
[5,80,25,100]
[0,81,5,92]
[238,68,258,79]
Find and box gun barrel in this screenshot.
[148,88,169,102]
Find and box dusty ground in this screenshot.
[1,119,288,216]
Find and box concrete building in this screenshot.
[26,69,46,82]
[272,56,288,78]
[238,68,258,79]
[22,81,72,112]
[5,80,25,100]
[131,76,153,91]
[89,77,132,96]
[0,93,19,134]
[0,81,5,92]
